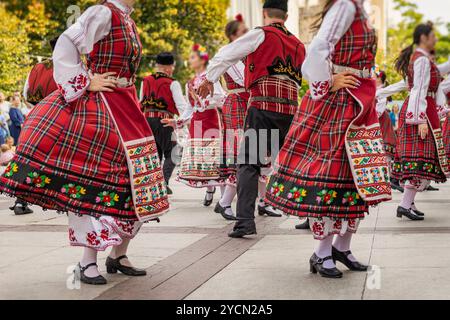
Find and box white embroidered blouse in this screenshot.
[53,0,132,103]
[302,0,366,100]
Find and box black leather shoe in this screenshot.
[106,255,147,276]
[166,186,173,195]
[426,185,439,191]
[214,202,237,221]
[332,247,368,272]
[396,206,424,221]
[228,228,257,238]
[390,179,404,193]
[411,203,425,217]
[78,263,107,285]
[309,253,343,279]
[13,205,33,215]
[258,205,282,217]
[295,219,310,230]
[203,188,216,207]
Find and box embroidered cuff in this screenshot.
[405,111,427,124]
[310,80,331,100]
[58,72,90,103]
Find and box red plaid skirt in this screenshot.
[265,89,370,219]
[392,97,447,184]
[379,111,396,158]
[0,91,140,220]
[220,92,249,183]
[444,116,450,158]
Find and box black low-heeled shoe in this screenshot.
[309,253,343,279]
[214,202,238,221]
[106,255,147,276]
[295,219,310,230]
[257,204,282,217]
[203,188,216,207]
[332,247,368,272]
[78,263,107,285]
[396,206,424,221]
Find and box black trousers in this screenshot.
[235,107,294,231]
[147,117,178,185]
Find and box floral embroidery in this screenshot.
[96,191,119,207]
[61,183,86,199]
[68,228,77,242]
[404,162,418,171]
[114,218,135,235]
[124,196,134,210]
[311,221,325,237]
[68,74,88,93]
[311,80,330,98]
[86,231,100,246]
[100,229,110,241]
[4,162,18,177]
[287,187,307,203]
[342,191,360,206]
[270,182,285,197]
[25,172,51,188]
[316,189,337,205]
[423,163,434,173]
[332,219,342,231]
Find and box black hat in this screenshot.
[263,0,288,12]
[49,36,60,51]
[156,52,175,66]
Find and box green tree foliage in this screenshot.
[0,4,30,95]
[378,0,450,99]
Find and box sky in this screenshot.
[387,0,450,34]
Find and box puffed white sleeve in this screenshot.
[406,56,431,124]
[206,29,265,83]
[225,61,245,88]
[53,5,112,102]
[437,57,450,76]
[375,80,408,116]
[178,83,194,125]
[301,0,356,100]
[170,81,189,115]
[436,76,450,110]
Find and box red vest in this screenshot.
[245,23,305,88]
[141,73,178,119]
[26,59,58,105]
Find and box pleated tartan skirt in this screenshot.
[220,92,248,185]
[444,115,450,158]
[392,98,447,185]
[265,89,369,221]
[379,110,397,159]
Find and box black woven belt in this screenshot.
[251,96,299,106]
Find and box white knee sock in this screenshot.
[315,235,336,268]
[333,232,357,262]
[219,185,237,216]
[258,180,266,200]
[220,185,226,197]
[400,188,417,210]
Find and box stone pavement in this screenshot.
[0,181,449,300]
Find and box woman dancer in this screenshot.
[265,0,392,278]
[164,45,226,206]
[214,15,249,220]
[393,23,449,221]
[0,0,169,285]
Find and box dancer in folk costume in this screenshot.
[23,37,59,107]
[265,0,392,278]
[140,52,188,195]
[213,14,250,221]
[437,77,450,157]
[10,37,60,216]
[0,0,169,285]
[393,23,449,221]
[199,0,306,238]
[163,45,226,206]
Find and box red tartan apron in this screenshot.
[100,87,169,221]
[345,79,392,203]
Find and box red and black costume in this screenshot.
[265,0,391,239]
[23,59,58,105]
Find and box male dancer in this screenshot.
[140,52,188,194]
[199,0,306,238]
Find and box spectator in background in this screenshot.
[0,109,9,145]
[5,136,15,152]
[8,95,24,144]
[0,92,11,124]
